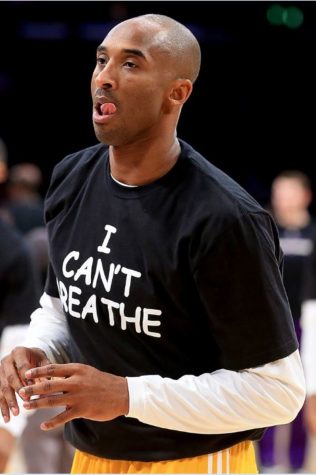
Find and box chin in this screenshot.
[93,126,124,146]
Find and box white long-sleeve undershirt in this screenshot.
[23,292,305,435]
[23,292,71,365]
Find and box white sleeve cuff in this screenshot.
[127,375,149,419]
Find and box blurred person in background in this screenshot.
[5,163,44,234]
[300,241,316,472]
[0,152,73,472]
[0,217,40,472]
[258,170,316,472]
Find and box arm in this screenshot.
[23,292,71,364]
[16,212,306,432]
[127,350,305,433]
[16,350,304,433]
[0,292,70,423]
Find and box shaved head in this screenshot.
[92,13,201,146]
[110,14,201,84]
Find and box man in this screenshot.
[258,171,316,472]
[0,14,305,474]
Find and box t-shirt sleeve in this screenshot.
[44,261,60,298]
[193,211,298,370]
[43,154,75,299]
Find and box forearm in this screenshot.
[127,350,305,434]
[22,292,71,364]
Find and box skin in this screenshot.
[91,16,193,185]
[0,16,197,431]
[271,177,312,229]
[304,395,316,436]
[0,428,15,472]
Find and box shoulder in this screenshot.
[306,219,316,238]
[179,139,271,231]
[180,139,263,216]
[44,143,107,223]
[177,141,281,266]
[51,143,107,185]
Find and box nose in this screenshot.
[94,62,117,90]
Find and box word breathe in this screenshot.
[58,224,162,338]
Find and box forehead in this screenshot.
[100,19,168,56]
[273,178,306,192]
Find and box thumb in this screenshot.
[40,356,52,367]
[27,348,51,384]
[28,347,51,367]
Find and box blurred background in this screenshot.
[1,1,316,206]
[1,1,316,473]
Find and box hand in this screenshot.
[304,394,316,435]
[0,347,50,423]
[18,363,129,431]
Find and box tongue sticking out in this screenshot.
[100,103,117,115]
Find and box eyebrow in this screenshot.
[97,45,147,60]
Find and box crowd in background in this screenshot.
[0,137,74,473]
[1,135,316,473]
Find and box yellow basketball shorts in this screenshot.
[71,440,258,474]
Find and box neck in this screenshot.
[276,209,310,229]
[108,133,181,186]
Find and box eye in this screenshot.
[96,56,107,66]
[124,61,137,69]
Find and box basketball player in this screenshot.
[0,14,305,474]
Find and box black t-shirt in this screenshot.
[277,222,316,320]
[44,139,297,461]
[0,218,40,335]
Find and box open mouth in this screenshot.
[93,95,118,123]
[96,101,117,116]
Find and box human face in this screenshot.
[272,178,310,215]
[91,19,175,146]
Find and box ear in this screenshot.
[169,79,193,105]
[304,189,313,207]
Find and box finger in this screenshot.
[25,363,75,380]
[0,366,10,422]
[19,379,67,400]
[23,393,66,410]
[40,406,75,431]
[0,384,19,416]
[1,365,20,415]
[0,393,11,423]
[11,347,34,385]
[13,347,50,384]
[2,356,24,393]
